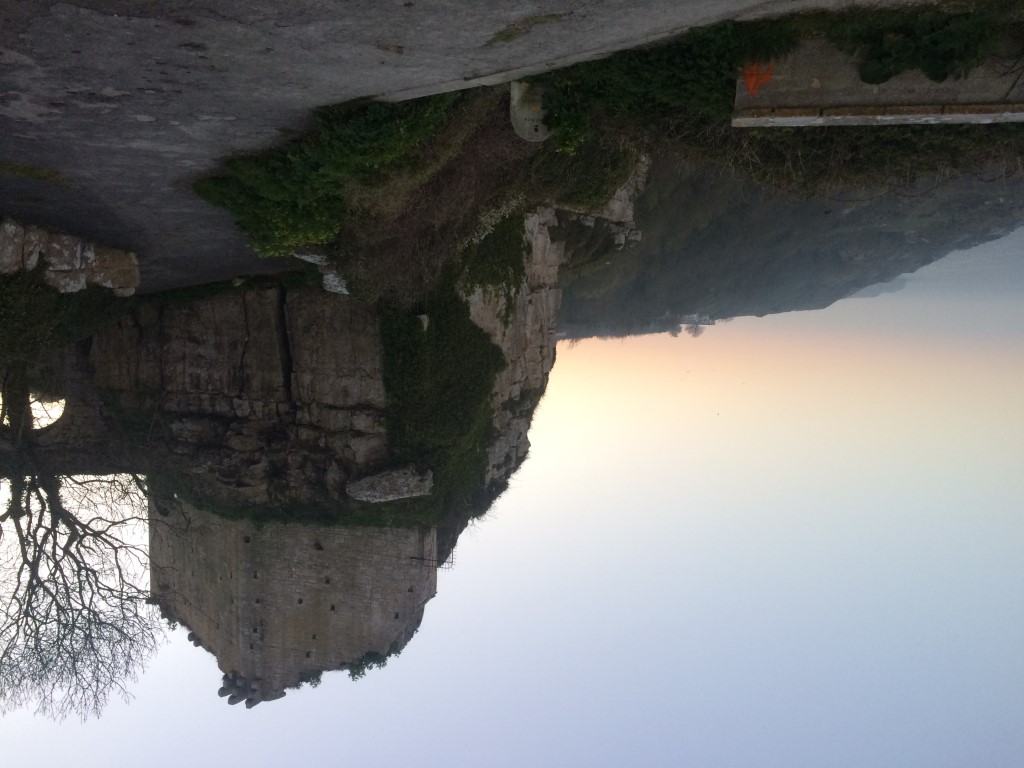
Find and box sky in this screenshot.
[3,228,1024,767]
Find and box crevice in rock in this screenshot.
[277,288,294,405]
[238,292,251,398]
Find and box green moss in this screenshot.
[148,471,345,526]
[530,134,639,212]
[459,213,528,320]
[0,268,127,370]
[378,269,505,523]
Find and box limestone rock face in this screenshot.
[287,295,387,411]
[23,168,647,515]
[0,216,140,295]
[21,226,47,271]
[89,246,141,297]
[465,207,565,486]
[464,162,648,487]
[89,287,389,508]
[0,219,24,274]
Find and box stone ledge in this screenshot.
[0,216,140,295]
[346,466,434,503]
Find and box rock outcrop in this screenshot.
[0,216,139,295]
[89,287,389,509]
[465,207,565,486]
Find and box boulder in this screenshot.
[346,466,433,503]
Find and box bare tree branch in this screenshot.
[0,381,164,720]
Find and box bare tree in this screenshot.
[0,375,163,720]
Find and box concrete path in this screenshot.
[734,38,1024,126]
[0,0,915,290]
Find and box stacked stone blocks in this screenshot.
[0,216,140,296]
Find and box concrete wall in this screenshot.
[150,497,437,701]
[466,207,566,486]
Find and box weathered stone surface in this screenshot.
[465,206,565,485]
[0,218,24,274]
[45,233,82,270]
[169,417,226,444]
[21,225,47,270]
[0,217,139,294]
[325,460,346,500]
[88,246,140,295]
[286,294,386,409]
[347,434,388,466]
[346,466,434,503]
[80,243,97,270]
[86,286,392,508]
[43,267,87,292]
[350,411,382,435]
[321,270,349,294]
[150,500,437,701]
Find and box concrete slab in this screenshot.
[734,37,1024,127]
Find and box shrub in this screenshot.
[827,11,997,84]
[378,269,506,521]
[194,94,459,256]
[827,10,995,83]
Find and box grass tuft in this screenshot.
[488,14,564,45]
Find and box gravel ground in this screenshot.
[0,0,914,291]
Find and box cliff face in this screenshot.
[84,199,569,506]
[465,207,565,487]
[19,198,570,515]
[89,287,388,509]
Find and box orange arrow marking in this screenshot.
[743,62,776,96]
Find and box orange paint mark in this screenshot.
[743,62,775,96]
